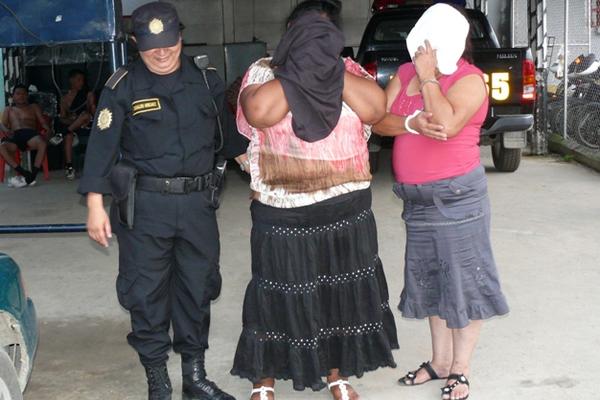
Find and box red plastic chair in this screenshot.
[0,115,51,183]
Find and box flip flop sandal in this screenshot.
[399,361,447,386]
[441,373,470,400]
[328,379,353,400]
[251,386,274,400]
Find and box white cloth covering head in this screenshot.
[406,3,470,75]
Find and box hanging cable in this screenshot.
[0,1,49,45]
[91,43,106,93]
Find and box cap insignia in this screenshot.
[149,18,164,35]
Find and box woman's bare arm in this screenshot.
[421,75,487,137]
[239,80,289,129]
[343,72,386,125]
[416,41,487,137]
[373,75,405,136]
[373,74,446,139]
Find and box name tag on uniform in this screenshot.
[132,98,161,116]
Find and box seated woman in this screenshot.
[57,69,96,180]
[231,1,399,399]
[0,84,50,188]
[373,4,509,400]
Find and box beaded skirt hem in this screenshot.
[231,189,399,391]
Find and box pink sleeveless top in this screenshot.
[390,59,489,184]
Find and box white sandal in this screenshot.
[328,379,352,400]
[250,386,274,400]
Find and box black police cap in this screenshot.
[131,2,181,51]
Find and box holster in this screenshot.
[109,160,138,229]
[209,157,227,209]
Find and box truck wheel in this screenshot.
[0,351,22,400]
[492,141,521,172]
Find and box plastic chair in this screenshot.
[0,117,51,183]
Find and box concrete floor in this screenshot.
[1,148,599,400]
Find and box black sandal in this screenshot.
[398,361,446,386]
[441,374,470,400]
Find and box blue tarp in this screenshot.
[0,0,121,47]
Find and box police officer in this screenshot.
[78,2,248,399]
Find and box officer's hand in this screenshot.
[87,193,112,248]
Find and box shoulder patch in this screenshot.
[105,67,128,90]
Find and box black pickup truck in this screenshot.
[357,4,535,172]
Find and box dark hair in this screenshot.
[69,69,86,79]
[287,0,342,28]
[12,84,27,94]
[449,4,474,63]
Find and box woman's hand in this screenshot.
[414,40,438,81]
[235,153,250,174]
[87,193,112,248]
[410,111,447,140]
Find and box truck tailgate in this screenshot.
[473,48,528,107]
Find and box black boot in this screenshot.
[144,364,172,400]
[182,355,236,400]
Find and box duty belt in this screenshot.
[137,174,212,194]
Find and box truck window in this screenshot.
[374,19,417,42]
[373,19,418,42]
[372,14,495,47]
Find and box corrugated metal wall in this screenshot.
[122,0,501,51]
[165,0,374,50]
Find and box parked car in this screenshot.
[357,0,535,172]
[0,253,38,400]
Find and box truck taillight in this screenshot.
[522,58,536,103]
[364,61,378,79]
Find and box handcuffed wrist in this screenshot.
[404,110,422,135]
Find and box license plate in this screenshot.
[503,131,527,149]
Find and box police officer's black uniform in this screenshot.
[78,3,246,400]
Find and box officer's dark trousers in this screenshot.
[111,189,221,369]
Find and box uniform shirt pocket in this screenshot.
[179,87,218,129]
[126,111,166,159]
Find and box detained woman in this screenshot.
[373,4,509,400]
[230,1,399,399]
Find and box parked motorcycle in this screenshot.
[548,53,600,149]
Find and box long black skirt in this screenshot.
[231,189,399,391]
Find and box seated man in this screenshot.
[0,84,50,188]
[56,69,96,180]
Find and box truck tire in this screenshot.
[0,351,22,400]
[492,140,521,172]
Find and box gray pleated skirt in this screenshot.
[393,165,509,329]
